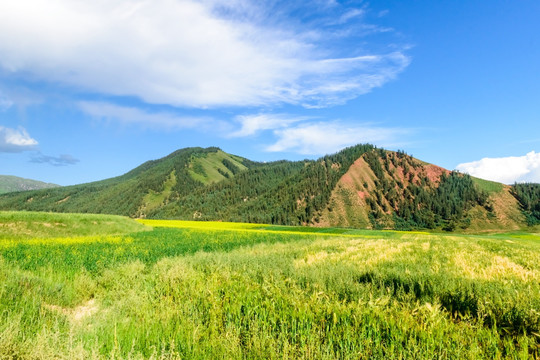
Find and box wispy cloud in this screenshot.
[456,151,540,184]
[229,110,413,155]
[266,121,410,155]
[30,153,80,167]
[0,0,409,108]
[229,114,310,137]
[78,101,224,131]
[0,95,13,111]
[0,126,38,153]
[297,52,410,108]
[339,9,365,23]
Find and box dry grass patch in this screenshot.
[43,299,98,324]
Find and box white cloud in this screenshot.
[79,101,224,131]
[0,0,409,108]
[456,151,540,184]
[229,114,310,137]
[266,121,409,155]
[0,126,38,153]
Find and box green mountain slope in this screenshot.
[511,183,540,225]
[0,175,58,194]
[187,149,248,184]
[152,144,376,223]
[0,147,251,216]
[0,145,536,231]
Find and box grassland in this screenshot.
[472,176,505,194]
[1,212,539,359]
[0,211,148,240]
[187,150,247,184]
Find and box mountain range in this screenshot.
[0,175,58,195]
[1,145,538,232]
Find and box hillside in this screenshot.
[0,147,252,217]
[316,150,528,232]
[0,175,58,194]
[316,152,450,229]
[0,145,537,231]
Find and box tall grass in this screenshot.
[0,215,539,358]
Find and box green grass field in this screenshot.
[1,212,539,359]
[472,176,505,194]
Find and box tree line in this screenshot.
[511,183,540,225]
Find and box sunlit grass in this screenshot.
[0,235,130,248]
[0,213,539,358]
[138,219,268,230]
[138,219,431,238]
[0,211,148,240]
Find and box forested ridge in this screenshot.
[0,145,537,231]
[511,183,540,225]
[152,144,375,224]
[0,147,214,215]
[325,148,491,231]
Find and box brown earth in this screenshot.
[424,164,450,184]
[315,157,374,228]
[315,150,527,232]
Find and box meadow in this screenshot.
[0,212,539,359]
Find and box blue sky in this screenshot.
[1,0,539,186]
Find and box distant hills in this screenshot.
[0,175,58,194]
[0,145,538,231]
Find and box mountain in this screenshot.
[0,175,58,194]
[0,145,537,231]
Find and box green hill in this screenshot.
[0,145,537,232]
[0,175,58,194]
[0,147,252,217]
